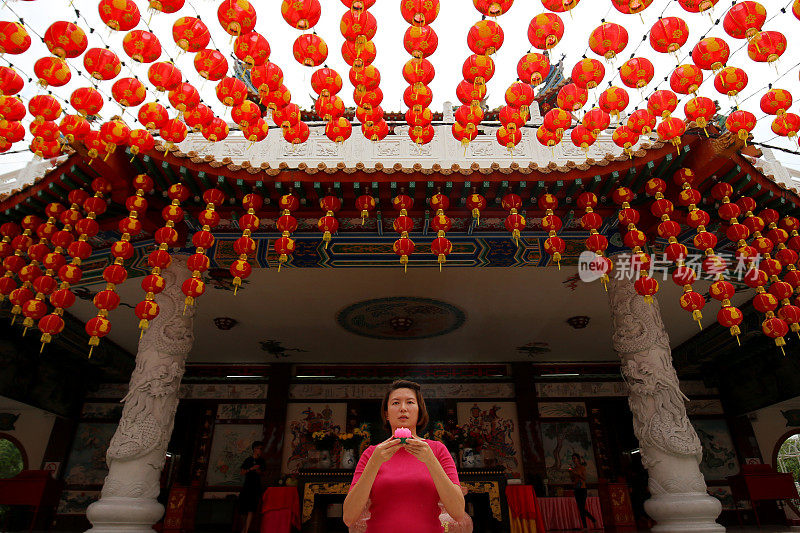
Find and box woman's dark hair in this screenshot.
[381,379,429,432]
[572,452,586,465]
[252,441,264,450]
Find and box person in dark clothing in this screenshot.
[569,453,596,530]
[239,441,266,533]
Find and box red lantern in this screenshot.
[194,49,228,81]
[203,117,229,142]
[463,54,494,87]
[657,116,686,149]
[536,127,561,148]
[714,66,748,97]
[99,119,130,158]
[138,102,169,130]
[0,120,24,145]
[84,48,121,81]
[362,119,389,141]
[0,22,30,55]
[473,0,513,16]
[123,30,161,63]
[582,108,610,135]
[620,57,654,89]
[283,121,310,144]
[148,62,182,92]
[611,0,653,14]
[343,40,377,68]
[544,108,571,135]
[613,125,638,156]
[528,13,563,50]
[242,118,269,142]
[684,96,716,132]
[44,21,87,59]
[341,10,378,44]
[70,87,102,117]
[494,125,521,150]
[724,1,766,40]
[29,95,61,123]
[0,67,23,95]
[231,100,261,128]
[393,237,415,271]
[314,95,344,121]
[168,82,200,113]
[517,52,549,85]
[692,37,729,71]
[272,103,301,129]
[725,109,756,142]
[468,20,503,55]
[262,85,293,111]
[111,77,146,108]
[312,68,343,97]
[127,129,155,156]
[556,83,588,112]
[430,235,452,269]
[401,0,440,25]
[160,118,188,149]
[173,17,210,53]
[404,84,433,111]
[599,86,629,121]
[216,77,247,107]
[761,88,792,116]
[748,31,786,63]
[403,58,435,86]
[678,0,719,13]
[571,58,604,90]
[762,316,789,349]
[571,124,597,151]
[149,0,185,14]
[669,64,703,95]
[218,0,257,37]
[351,65,381,94]
[34,57,71,88]
[409,124,434,145]
[293,34,328,67]
[179,103,213,131]
[647,90,678,119]
[772,113,800,138]
[98,0,140,31]
[588,22,629,61]
[281,0,322,30]
[404,25,438,58]
[325,117,353,143]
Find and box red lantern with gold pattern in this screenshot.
[123,30,161,63]
[231,100,261,128]
[215,77,247,107]
[650,16,689,54]
[84,48,121,81]
[138,102,169,130]
[203,117,229,142]
[670,64,703,95]
[583,108,611,135]
[748,31,786,63]
[0,22,30,55]
[293,34,328,67]
[341,10,378,44]
[409,124,435,145]
[0,96,25,122]
[468,20,503,55]
[314,95,344,121]
[44,21,87,59]
[620,57,654,89]
[404,25,438,58]
[571,58,604,90]
[657,116,686,149]
[571,124,597,151]
[724,1,766,40]
[474,0,513,16]
[250,62,283,93]
[362,119,389,141]
[557,83,588,112]
[684,96,716,132]
[402,0,440,25]
[692,37,729,72]
[544,108,571,135]
[159,118,187,149]
[679,0,719,13]
[772,113,800,138]
[613,125,638,156]
[599,86,629,122]
[149,0,185,13]
[283,121,310,144]
[589,22,628,61]
[69,87,102,117]
[172,17,210,53]
[218,0,257,37]
[99,118,129,158]
[98,0,140,31]
[517,52,550,85]
[647,90,678,119]
[342,40,377,68]
[542,0,581,12]
[494,125,520,150]
[194,49,228,81]
[127,129,155,156]
[528,13,563,50]
[282,0,322,30]
[148,62,182,92]
[714,66,748,97]
[536,127,561,148]
[242,118,269,142]
[312,68,343,97]
[0,67,23,95]
[111,77,146,108]
[29,95,61,124]
[272,103,301,130]
[325,117,353,143]
[168,82,200,114]
[0,119,23,145]
[457,81,486,106]
[761,88,792,116]
[725,109,756,142]
[463,54,495,87]
[611,0,653,14]
[34,57,71,88]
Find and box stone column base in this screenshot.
[86,497,164,533]
[645,492,725,533]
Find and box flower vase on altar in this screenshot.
[340,448,356,469]
[318,450,331,469]
[461,447,477,468]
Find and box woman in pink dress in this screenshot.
[343,379,466,532]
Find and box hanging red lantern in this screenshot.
[311,68,343,97]
[473,0,513,16]
[582,108,610,135]
[351,65,381,96]
[0,119,23,145]
[464,193,486,225]
[172,17,210,53]
[99,118,129,159]
[649,17,688,54]
[44,21,87,59]
[29,95,61,123]
[403,25,438,58]
[542,0,580,11]
[669,64,704,95]
[494,125,521,150]
[168,82,200,113]
[0,67,23,95]
[657,116,686,150]
[599,86,629,122]
[355,193,376,225]
[58,115,91,144]
[83,130,106,161]
[556,83,588,112]
[30,120,60,144]
[536,127,561,148]
[724,1,766,40]
[149,0,185,14]
[242,118,269,142]
[234,32,271,68]
[402,0,440,25]
[215,77,247,107]
[684,96,716,133]
[98,0,140,31]
[70,87,102,117]
[250,62,284,93]
[194,49,228,81]
[231,100,261,128]
[725,109,756,142]
[34,57,71,88]
[772,113,800,138]
[612,125,638,157]
[362,119,389,141]
[589,22,628,61]
[84,48,121,81]
[544,108,571,135]
[692,37,729,71]
[462,54,495,87]
[404,84,433,112]
[571,124,597,151]
[325,117,353,143]
[341,10,378,44]
[499,106,527,130]
[342,40,377,68]
[748,31,786,63]
[761,88,792,116]
[282,0,322,30]
[272,103,301,130]
[0,22,30,55]
[409,123,434,145]
[647,89,678,119]
[713,66,748,97]
[571,58,604,90]
[314,94,344,120]
[468,20,504,55]
[138,102,169,130]
[452,122,478,148]
[619,57,654,89]
[218,0,257,37]
[159,117,188,149]
[678,0,719,14]
[148,62,182,92]
[293,34,328,67]
[611,0,653,14]
[283,121,310,144]
[517,52,550,85]
[123,30,161,63]
[528,13,563,50]
[430,235,452,270]
[406,107,432,128]
[111,77,146,108]
[127,129,155,156]
[457,81,485,106]
[203,117,229,142]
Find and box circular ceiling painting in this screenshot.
[336,297,466,340]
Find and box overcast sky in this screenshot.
[1,0,798,173]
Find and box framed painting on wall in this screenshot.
[63,422,117,486]
[540,421,598,485]
[690,419,740,480]
[282,403,346,474]
[205,423,265,487]
[538,402,587,418]
[456,402,523,478]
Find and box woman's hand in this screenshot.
[367,436,403,467]
[402,436,436,465]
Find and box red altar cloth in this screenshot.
[505,485,547,533]
[538,496,604,531]
[261,486,300,533]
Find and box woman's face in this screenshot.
[572,455,580,466]
[386,388,419,433]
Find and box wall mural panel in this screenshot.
[289,382,514,400]
[457,402,522,478]
[540,421,598,486]
[691,419,740,481]
[539,402,587,418]
[63,422,117,486]
[282,403,346,474]
[205,423,265,487]
[216,403,266,420]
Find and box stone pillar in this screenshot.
[607,275,724,533]
[87,257,195,532]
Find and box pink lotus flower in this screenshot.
[394,427,412,443]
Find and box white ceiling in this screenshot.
[68,266,753,364]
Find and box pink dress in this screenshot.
[350,439,460,533]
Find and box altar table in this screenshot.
[538,496,604,530]
[261,486,301,533]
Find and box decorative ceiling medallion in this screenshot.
[336,297,466,340]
